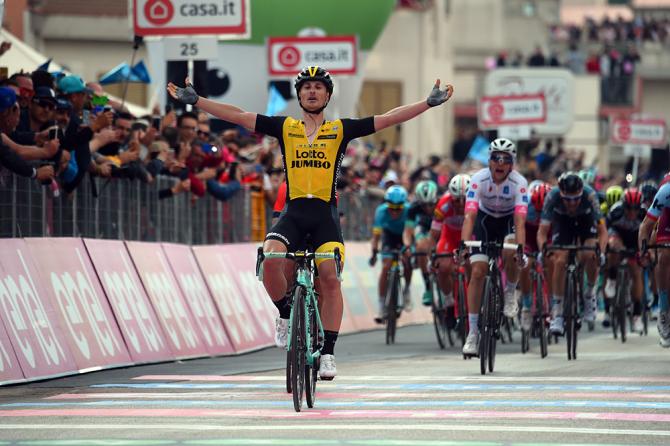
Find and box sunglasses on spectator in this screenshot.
[34,100,55,110]
[490,153,513,164]
[560,193,581,202]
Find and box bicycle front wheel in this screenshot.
[457,273,468,348]
[432,276,449,349]
[386,270,400,345]
[479,277,493,375]
[616,269,628,343]
[290,286,306,412]
[565,272,578,361]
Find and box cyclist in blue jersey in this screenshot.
[370,185,412,323]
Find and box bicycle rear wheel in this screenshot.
[305,305,319,408]
[290,287,306,412]
[536,272,548,358]
[479,277,492,375]
[431,276,448,350]
[457,274,468,348]
[386,270,399,345]
[285,351,292,394]
[565,272,578,361]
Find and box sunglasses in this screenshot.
[560,194,581,202]
[490,153,513,164]
[34,100,55,110]
[387,204,404,210]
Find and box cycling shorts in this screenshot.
[381,230,404,260]
[608,227,638,251]
[470,210,515,263]
[657,208,670,243]
[266,198,344,266]
[551,213,597,246]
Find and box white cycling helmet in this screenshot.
[448,174,471,199]
[489,137,516,158]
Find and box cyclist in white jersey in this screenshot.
[459,138,529,356]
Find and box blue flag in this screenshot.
[99,61,151,85]
[36,59,52,72]
[264,85,288,116]
[467,135,490,164]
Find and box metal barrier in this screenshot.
[0,172,381,243]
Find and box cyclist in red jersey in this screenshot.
[430,174,470,311]
[518,182,553,331]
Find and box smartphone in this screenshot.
[82,109,91,126]
[48,127,58,140]
[152,116,161,130]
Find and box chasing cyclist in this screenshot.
[370,185,413,322]
[459,138,529,356]
[168,66,454,379]
[639,179,670,347]
[404,180,439,310]
[604,188,646,333]
[537,172,607,336]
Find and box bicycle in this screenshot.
[545,244,599,361]
[461,240,523,375]
[256,247,341,412]
[428,251,458,350]
[606,246,638,343]
[641,241,670,334]
[521,252,549,358]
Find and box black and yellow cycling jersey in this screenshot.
[255,115,375,204]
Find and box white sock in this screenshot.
[468,313,479,335]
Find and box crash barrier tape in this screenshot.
[0,238,432,385]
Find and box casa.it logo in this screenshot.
[144,0,174,26]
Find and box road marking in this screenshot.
[0,423,666,438]
[8,400,670,409]
[133,375,670,383]
[91,383,670,391]
[45,391,670,400]
[1,409,669,422]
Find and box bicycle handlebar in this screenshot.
[463,240,523,252]
[545,244,600,257]
[605,246,638,257]
[256,247,342,282]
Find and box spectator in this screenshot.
[565,43,585,74]
[527,46,546,66]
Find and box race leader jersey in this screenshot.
[255,115,375,204]
[465,168,529,218]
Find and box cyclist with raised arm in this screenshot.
[639,179,670,347]
[519,182,553,331]
[370,185,413,322]
[403,180,439,310]
[168,66,454,379]
[603,188,646,333]
[430,174,470,314]
[459,138,529,356]
[537,172,608,336]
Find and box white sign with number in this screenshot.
[164,37,218,61]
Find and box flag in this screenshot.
[467,135,490,164]
[99,61,151,85]
[131,61,151,83]
[36,58,51,72]
[264,84,288,116]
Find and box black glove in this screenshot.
[174,82,199,105]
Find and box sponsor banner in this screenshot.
[610,118,667,146]
[124,242,210,360]
[478,94,547,129]
[0,313,25,385]
[161,243,235,356]
[192,245,275,353]
[84,239,174,364]
[0,239,77,380]
[133,0,250,38]
[268,36,358,75]
[25,238,132,371]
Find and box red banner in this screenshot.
[192,245,275,353]
[0,239,77,380]
[84,239,174,364]
[124,241,208,359]
[161,244,235,355]
[25,238,132,371]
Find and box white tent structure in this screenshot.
[0,28,150,116]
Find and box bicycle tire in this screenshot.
[489,273,503,373]
[431,276,448,350]
[386,269,399,345]
[479,277,492,375]
[616,268,627,344]
[521,329,529,353]
[537,272,548,358]
[642,299,649,336]
[305,305,319,408]
[565,271,577,361]
[285,351,292,394]
[457,274,468,348]
[610,301,618,339]
[290,286,305,412]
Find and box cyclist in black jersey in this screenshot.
[168,67,454,379]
